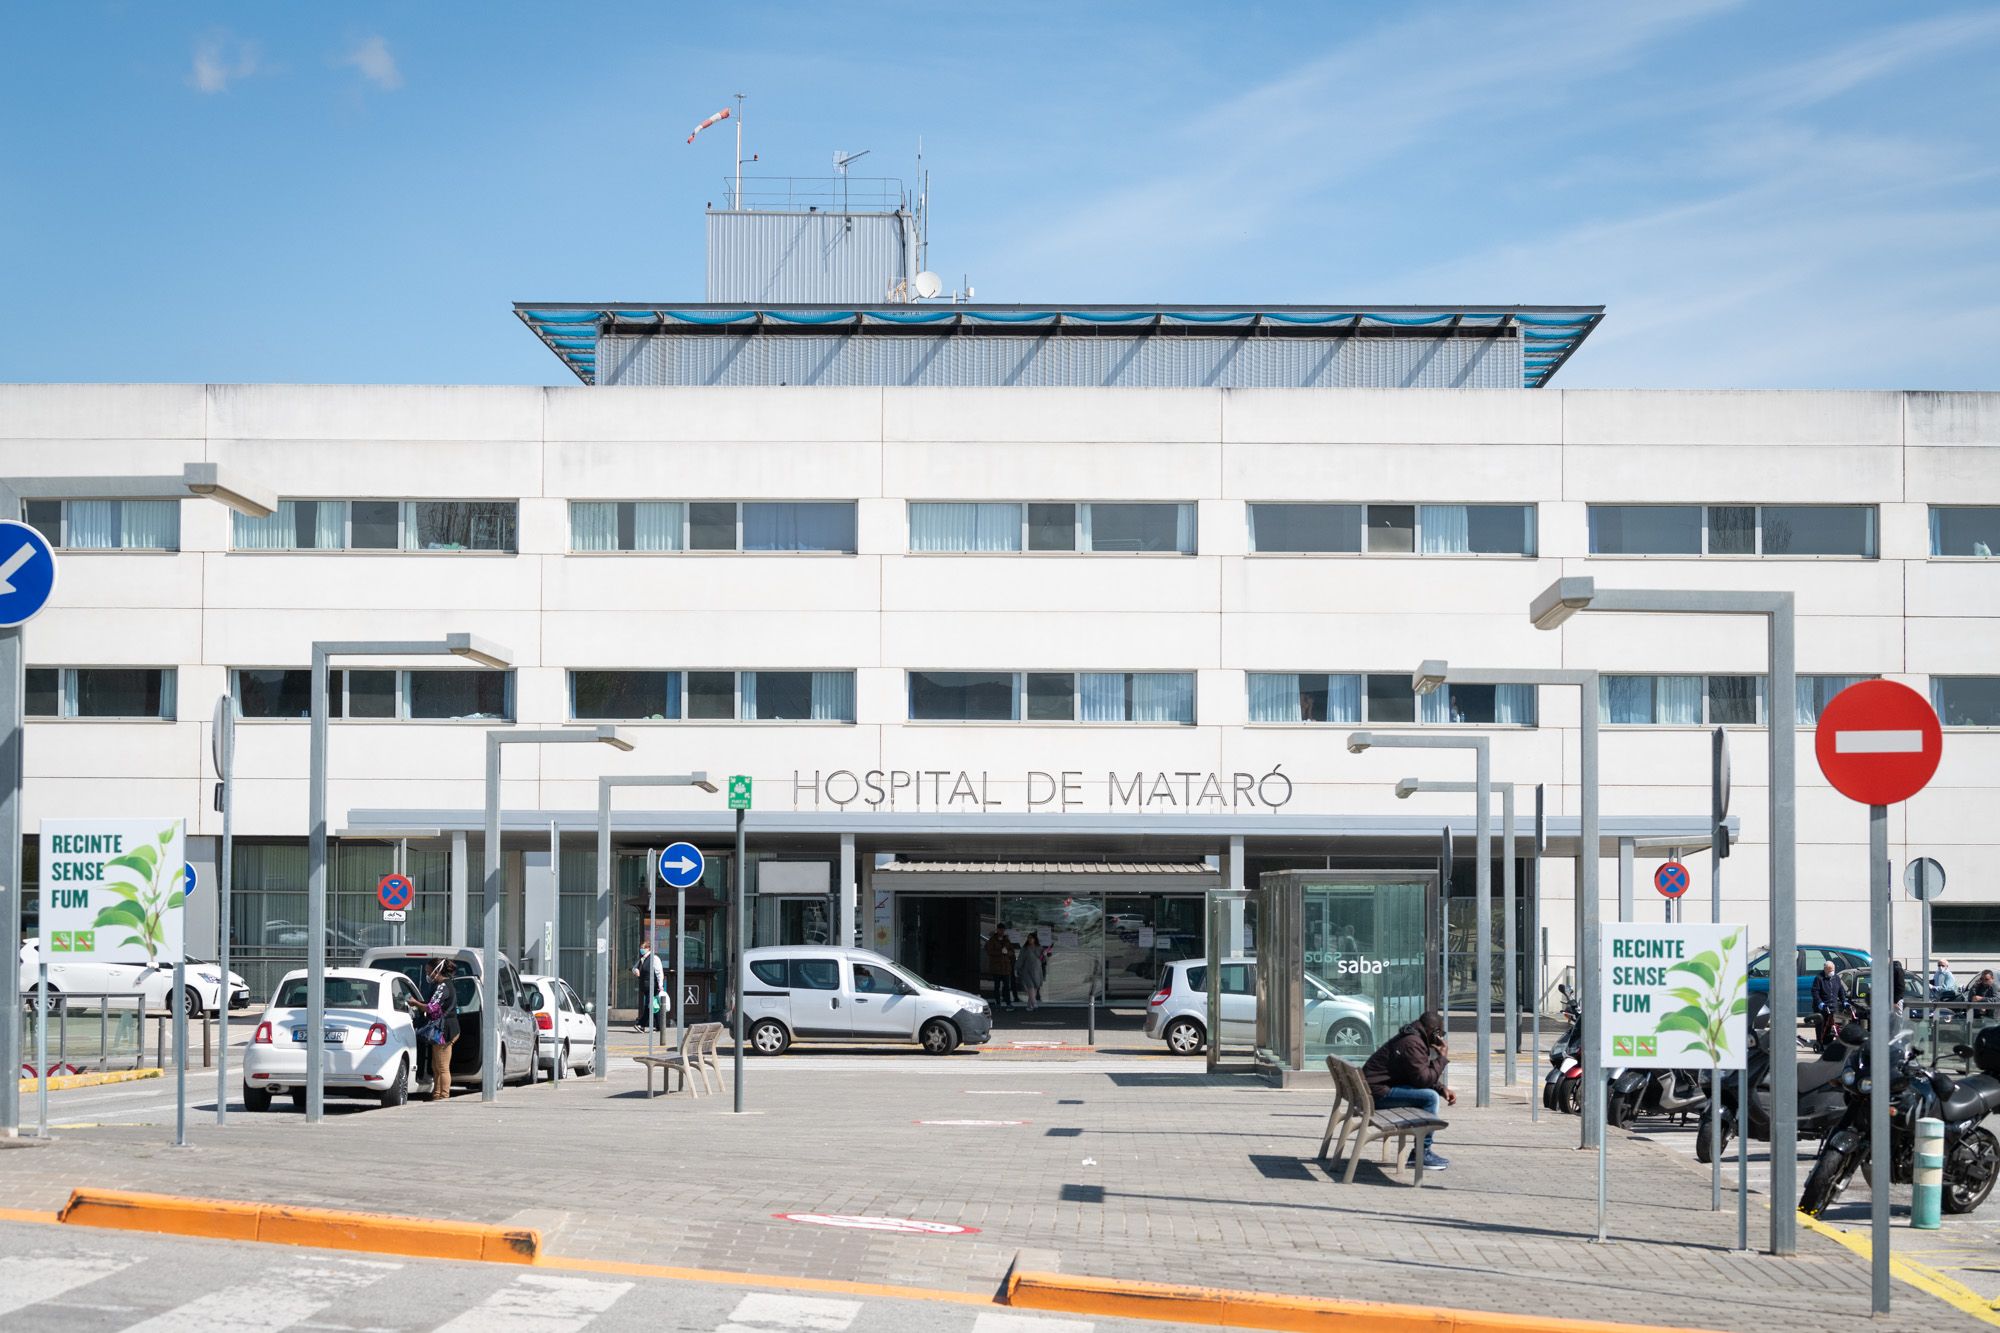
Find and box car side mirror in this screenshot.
[585,1001,596,1014]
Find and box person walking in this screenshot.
[632,941,669,1035]
[405,958,460,1102]
[983,925,1018,1010]
[1360,1009,1456,1171]
[1015,930,1046,1012]
[1809,960,1849,1051]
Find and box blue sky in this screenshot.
[3,3,1996,388]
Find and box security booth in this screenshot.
[1251,870,1440,1085]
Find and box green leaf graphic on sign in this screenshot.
[91,825,181,964]
[93,899,147,931]
[1657,929,1745,1065]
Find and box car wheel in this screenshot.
[27,985,60,1017]
[1325,1019,1369,1052]
[559,1039,571,1075]
[182,986,204,1019]
[920,1018,960,1056]
[242,1082,271,1113]
[1164,1017,1205,1056]
[379,1058,408,1108]
[289,1087,306,1111]
[749,1018,790,1056]
[574,1039,596,1075]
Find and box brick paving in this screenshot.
[5,1044,1987,1332]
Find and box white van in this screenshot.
[736,945,992,1055]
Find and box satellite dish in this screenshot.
[913,271,943,299]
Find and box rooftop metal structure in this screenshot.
[515,304,1604,390]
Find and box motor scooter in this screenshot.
[1608,1065,1708,1128]
[1542,983,1585,1115]
[1695,1000,1847,1162]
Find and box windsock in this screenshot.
[686,107,731,145]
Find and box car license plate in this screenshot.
[290,1028,344,1043]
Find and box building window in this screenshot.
[573,501,856,553]
[1248,503,1534,555]
[910,502,1195,554]
[1934,677,2000,728]
[22,499,179,551]
[1247,674,1533,724]
[907,671,1196,724]
[1931,507,2000,557]
[566,670,855,722]
[231,668,512,721]
[232,500,517,552]
[1588,504,1876,557]
[570,502,686,552]
[1933,905,2000,955]
[25,668,176,719]
[1599,675,1766,726]
[1794,675,1875,727]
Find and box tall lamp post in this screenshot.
[1413,661,1603,1145]
[305,634,511,1124]
[1345,731,1493,1108]
[593,772,718,1078]
[1397,777,1517,1086]
[1527,577,1798,1255]
[482,727,634,1102]
[1,463,274,1137]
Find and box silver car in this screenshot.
[1144,957,1375,1056]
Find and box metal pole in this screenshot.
[0,486,22,1135]
[482,733,502,1103]
[1595,1071,1609,1243]
[550,821,560,1085]
[1769,599,1799,1256]
[35,956,47,1136]
[306,645,330,1123]
[1580,693,1602,1149]
[1869,803,1891,1313]
[733,806,746,1112]
[216,697,234,1126]
[1474,742,1492,1107]
[1738,1039,1749,1251]
[593,791,611,1081]
[1618,837,1634,923]
[1532,784,1544,1123]
[676,882,686,1049]
[1922,901,1932,1021]
[647,851,657,1062]
[1439,827,1451,1054]
[172,960,187,1147]
[1503,784,1516,1087]
[1712,732,1723,1212]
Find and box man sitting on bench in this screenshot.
[1360,1010,1457,1172]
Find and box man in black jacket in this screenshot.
[1809,961,1849,1050]
[1360,1010,1456,1171]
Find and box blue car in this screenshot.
[1747,945,1870,1012]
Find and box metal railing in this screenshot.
[16,992,220,1074]
[1903,999,1997,1072]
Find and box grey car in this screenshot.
[1144,957,1374,1056]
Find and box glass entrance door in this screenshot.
[994,895,1104,1004]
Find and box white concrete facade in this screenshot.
[5,383,1999,982]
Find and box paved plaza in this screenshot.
[5,1037,1994,1332]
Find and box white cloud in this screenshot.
[340,35,403,91]
[188,30,261,95]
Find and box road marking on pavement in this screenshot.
[434,1273,632,1332]
[916,1119,1029,1126]
[0,1253,132,1318]
[121,1257,396,1332]
[718,1292,861,1331]
[1796,1212,2000,1327]
[964,1089,1043,1095]
[972,1314,1096,1333]
[772,1214,979,1235]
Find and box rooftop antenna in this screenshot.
[733,92,747,210]
[833,147,870,213]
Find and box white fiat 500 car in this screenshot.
[18,939,250,1015]
[520,973,598,1076]
[242,967,425,1111]
[1145,957,1376,1057]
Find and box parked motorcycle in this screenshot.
[1608,1065,1708,1129]
[1542,983,1585,1115]
[1694,1002,1849,1163]
[1798,1009,2000,1217]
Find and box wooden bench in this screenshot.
[635,1022,724,1098]
[1316,1055,1449,1186]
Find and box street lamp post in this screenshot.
[305,634,512,1123]
[1527,576,1798,1255]
[1,464,274,1137]
[1398,777,1517,1086]
[1346,731,1493,1108]
[1414,661,1603,1146]
[482,727,634,1103]
[593,773,718,1078]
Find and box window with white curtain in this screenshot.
[1248,674,1532,724]
[1248,503,1534,555]
[907,671,1195,723]
[1929,507,2000,558]
[231,500,516,552]
[1588,504,1876,557]
[1795,675,1875,726]
[26,668,177,719]
[1599,675,1766,725]
[1933,677,2000,728]
[23,499,179,551]
[566,670,854,722]
[909,502,1195,554]
[569,502,687,552]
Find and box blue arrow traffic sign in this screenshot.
[183,863,196,896]
[0,519,58,628]
[658,842,705,890]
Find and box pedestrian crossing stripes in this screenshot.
[0,1252,134,1317]
[434,1273,632,1331]
[120,1257,395,1332]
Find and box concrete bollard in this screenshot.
[1913,1116,1944,1229]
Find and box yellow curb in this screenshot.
[1003,1271,1724,1333]
[0,1208,58,1225]
[58,1189,540,1265]
[16,1068,162,1093]
[1796,1211,2000,1327]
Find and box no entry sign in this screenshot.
[1814,680,1943,806]
[773,1214,978,1235]
[1654,861,1690,899]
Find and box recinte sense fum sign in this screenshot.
[1599,922,1747,1071]
[40,818,186,966]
